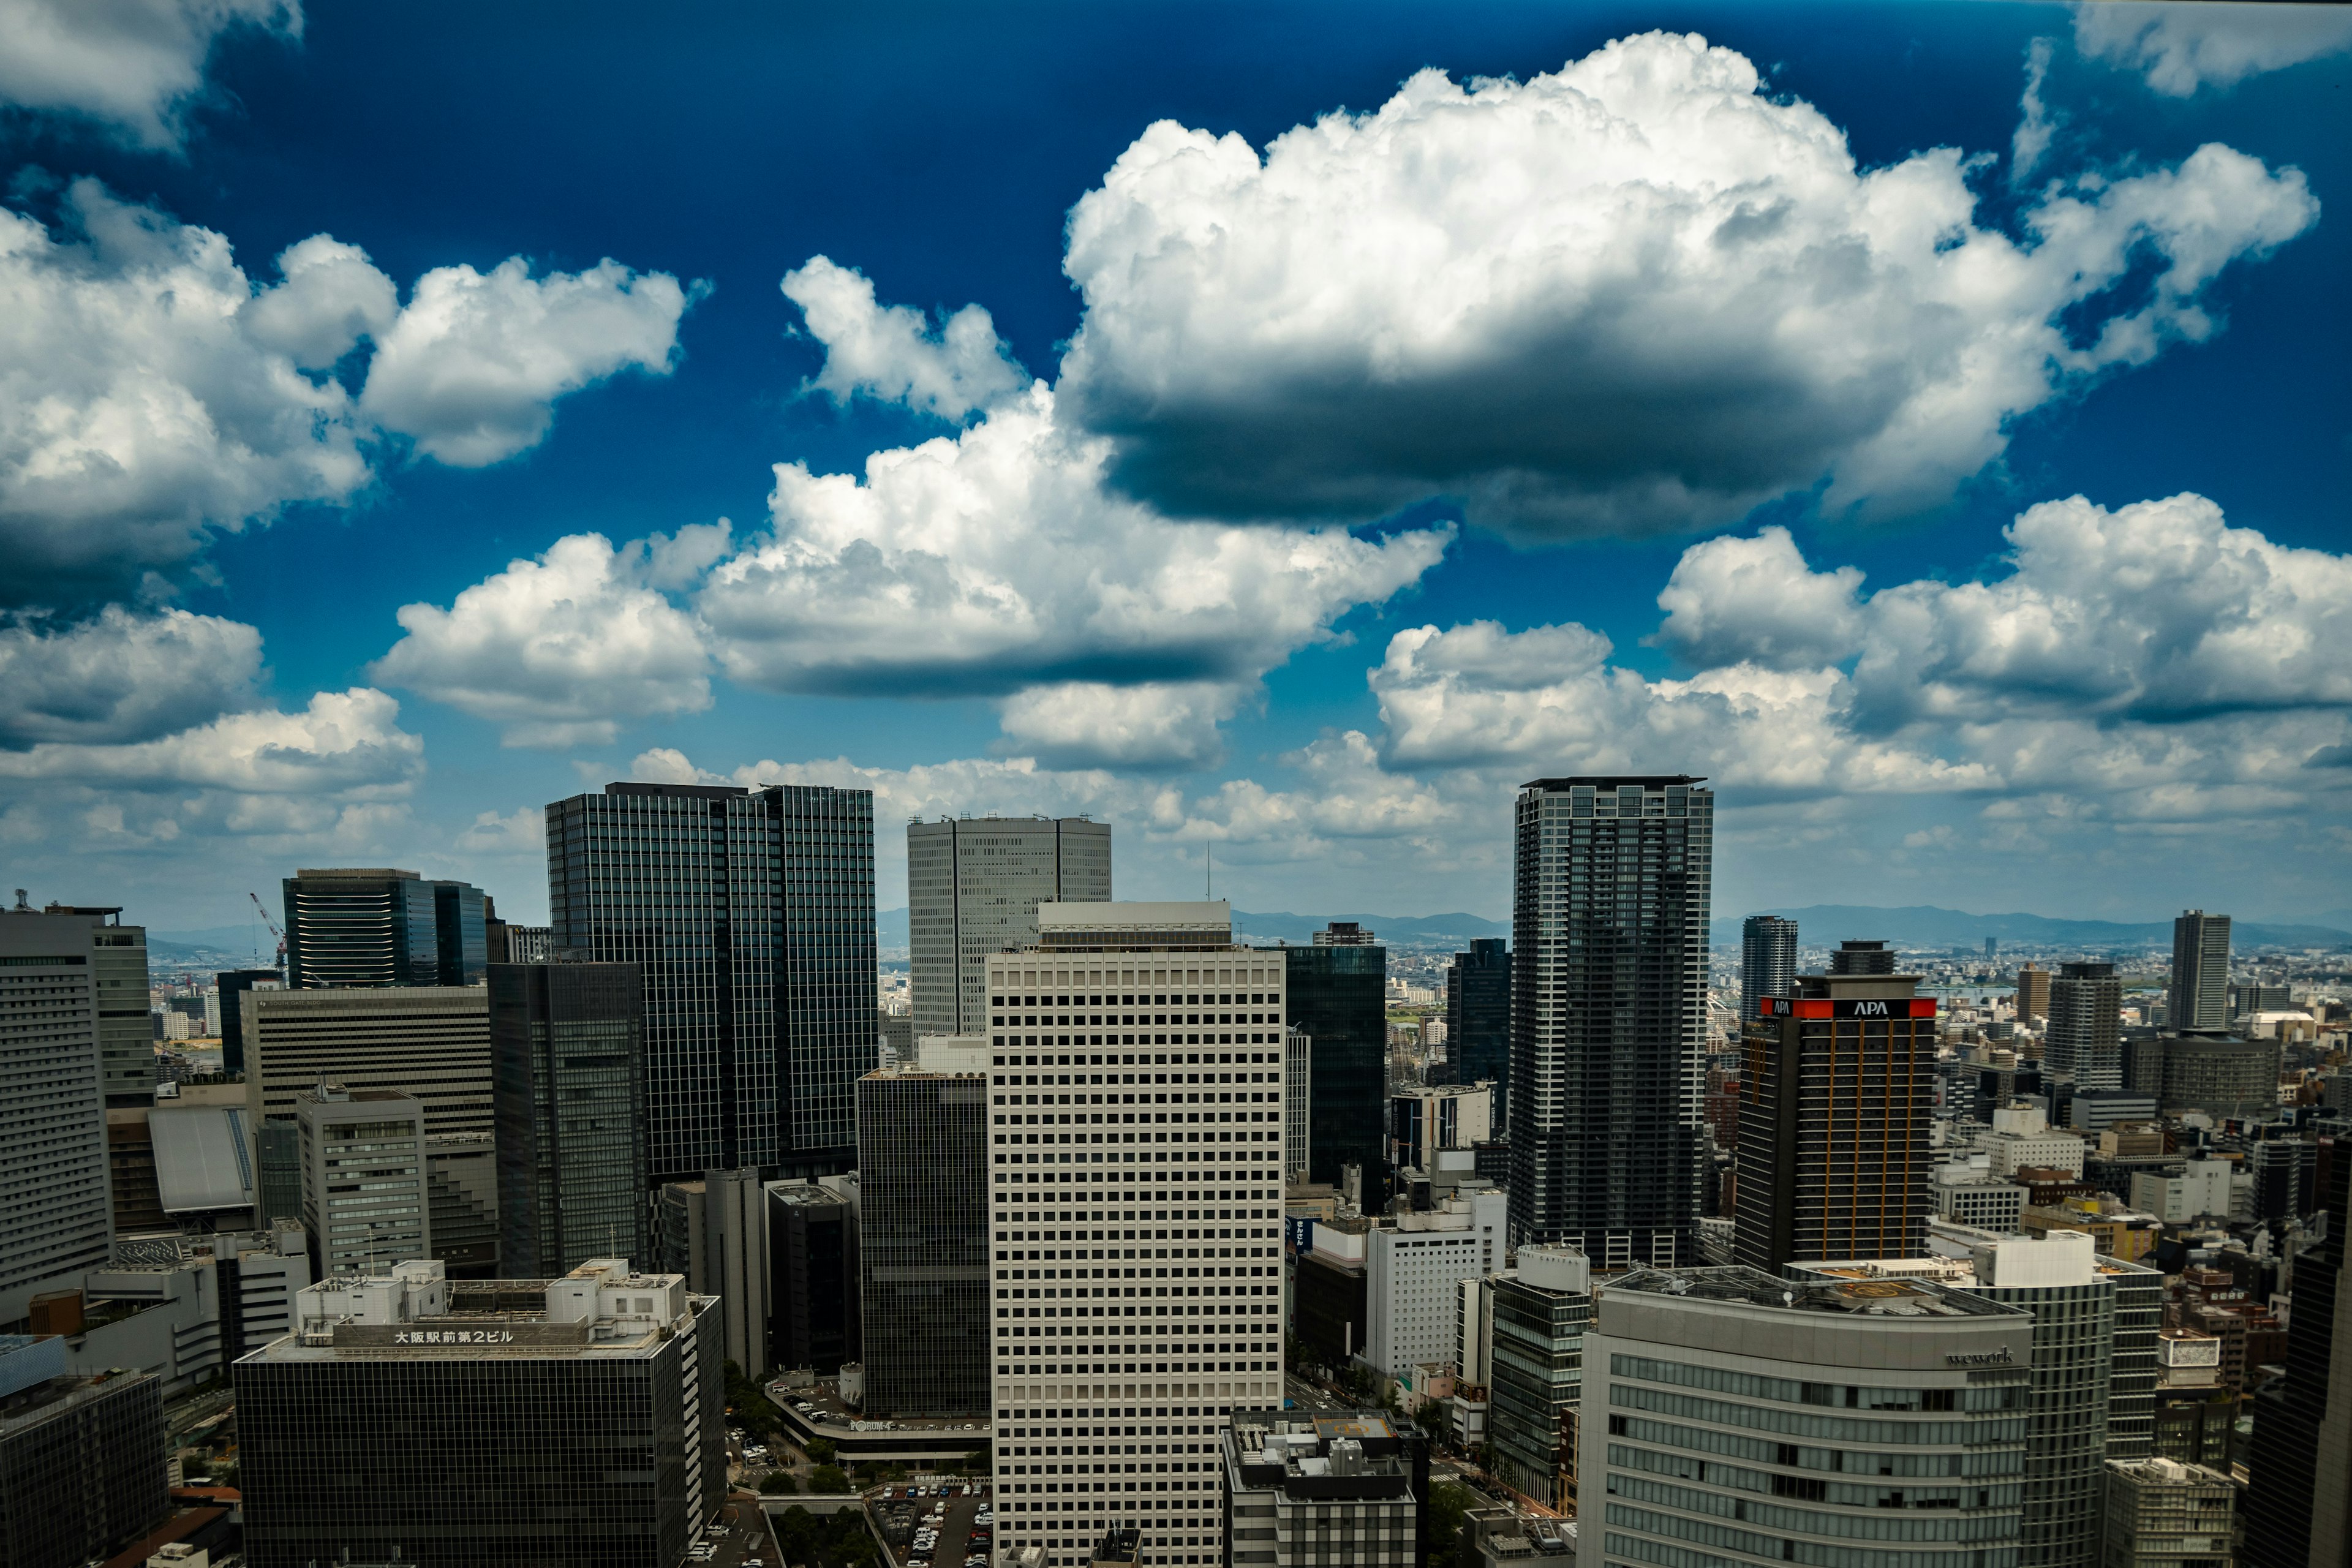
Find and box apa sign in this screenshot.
[1757,997,1939,1019]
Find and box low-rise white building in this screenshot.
[1362,1186,1506,1378]
[1985,1100,2087,1178]
[2130,1159,2237,1224]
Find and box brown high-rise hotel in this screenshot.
[1733,940,1937,1273]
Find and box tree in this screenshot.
[812,1463,851,1495]
[760,1469,799,1495]
[805,1437,837,1465]
[1411,1398,1447,1449]
[961,1447,990,1475]
[1425,1480,1474,1568]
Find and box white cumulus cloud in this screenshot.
[0,605,263,746]
[1054,31,2316,537]
[996,680,1245,770]
[0,685,420,794]
[1653,527,1864,671]
[372,532,712,748]
[2075,1,2352,96]
[782,255,1028,420]
[0,0,299,149]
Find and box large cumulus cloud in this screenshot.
[1054,31,2316,537]
[0,0,299,149]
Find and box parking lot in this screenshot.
[686,1499,769,1568]
[870,1482,992,1568]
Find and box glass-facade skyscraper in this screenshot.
[1444,937,1510,1110]
[490,960,649,1277]
[1738,913,1796,1022]
[909,816,1111,1038]
[281,868,487,989]
[856,1051,989,1417]
[1510,776,1712,1270]
[543,781,878,1182]
[1283,933,1386,1199]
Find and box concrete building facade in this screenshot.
[909,816,1112,1040]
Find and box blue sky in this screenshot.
[1,0,2348,932]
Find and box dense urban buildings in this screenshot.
[2168,909,2231,1033]
[1736,914,1795,1023]
[2046,960,2124,1088]
[235,1257,723,1568]
[858,1036,990,1417]
[1283,926,1386,1202]
[986,900,1287,1566]
[281,867,486,989]
[910,816,1112,1038]
[0,909,116,1312]
[0,1336,166,1567]
[1733,940,1936,1272]
[1362,1186,1506,1376]
[294,1085,429,1276]
[1220,1409,1427,1567]
[1445,938,1511,1107]
[2242,1144,2351,1566]
[1581,1265,2030,1568]
[489,959,648,1278]
[545,780,879,1180]
[1486,1243,1590,1511]
[1510,777,1713,1269]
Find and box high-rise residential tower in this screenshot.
[2014,960,2051,1027]
[281,868,486,989]
[1284,927,1386,1202]
[2169,910,2231,1035]
[910,816,1112,1040]
[1510,777,1713,1270]
[545,780,878,1181]
[2045,960,2123,1088]
[1444,938,1510,1107]
[1737,914,1796,1023]
[0,909,115,1316]
[984,901,1287,1565]
[489,960,649,1278]
[1733,940,1936,1273]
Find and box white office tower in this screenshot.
[1363,1186,1507,1377]
[1583,1267,2032,1568]
[985,900,1286,1568]
[911,816,1112,1039]
[1982,1100,2087,1178]
[0,908,116,1315]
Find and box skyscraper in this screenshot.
[281,868,487,989]
[1485,1243,1591,1510]
[295,1085,430,1276]
[0,910,115,1314]
[858,1036,990,1417]
[1444,938,1510,1114]
[2046,960,2123,1088]
[214,967,282,1077]
[655,1167,771,1378]
[1733,940,1936,1273]
[1737,914,1796,1022]
[545,780,878,1181]
[2014,960,2051,1027]
[2242,1139,2351,1566]
[984,900,1288,1562]
[909,816,1112,1039]
[1510,777,1713,1270]
[489,960,649,1278]
[2169,910,2231,1035]
[1284,929,1385,1199]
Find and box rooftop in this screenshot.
[1225,1408,1417,1501]
[1521,775,1706,790]
[1606,1265,2018,1318]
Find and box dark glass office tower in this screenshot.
[1732,941,1936,1273]
[856,1063,988,1417]
[2243,1142,2351,1566]
[281,868,488,989]
[214,967,281,1076]
[2045,960,2123,1088]
[0,1362,165,1566]
[491,960,649,1276]
[1510,776,1712,1270]
[544,782,878,1182]
[769,1183,859,1373]
[1446,938,1511,1113]
[1285,934,1387,1199]
[1738,914,1796,1022]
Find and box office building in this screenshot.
[489,960,647,1279]
[234,1257,723,1568]
[1737,914,1796,1023]
[1386,1082,1494,1177]
[2169,910,2231,1035]
[426,1129,499,1276]
[2245,1137,2315,1223]
[2045,961,2122,1088]
[1284,929,1385,1202]
[909,815,1112,1039]
[214,967,282,1077]
[244,986,491,1131]
[858,1036,990,1418]
[1799,1231,2162,1568]
[1282,1030,1311,1178]
[0,1336,167,1567]
[2101,1458,2236,1568]
[2130,1159,2235,1225]
[0,910,118,1321]
[281,868,486,989]
[545,780,879,1180]
[2150,1331,2233,1469]
[655,1168,769,1378]
[1934,1165,2028,1232]
[1221,1410,1427,1567]
[2242,1142,2350,1567]
[2015,960,2051,1028]
[2230,979,2293,1019]
[1581,1265,2030,1568]
[1485,1244,1589,1511]
[985,901,1287,1565]
[2157,1035,2283,1114]
[1362,1186,1506,1378]
[1510,777,1712,1270]
[1982,1100,2087,1178]
[1446,939,1510,1112]
[1294,1225,1368,1372]
[295,1086,429,1276]
[770,1180,859,1374]
[32,907,159,1110]
[1733,941,1936,1273]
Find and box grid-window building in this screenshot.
[489,960,648,1279]
[2101,1457,2236,1568]
[2169,910,2231,1035]
[295,1086,429,1277]
[986,902,1287,1567]
[234,1257,723,1568]
[910,816,1111,1040]
[1283,936,1385,1203]
[281,868,486,990]
[0,911,115,1314]
[2045,962,2123,1088]
[1445,940,1510,1112]
[1737,915,1796,1024]
[1362,1188,1506,1378]
[1221,1409,1427,1567]
[859,1036,991,1417]
[1281,1030,1311,1179]
[1510,778,1712,1270]
[0,1337,166,1567]
[545,781,878,1182]
[1486,1245,1590,1512]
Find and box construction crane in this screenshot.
[248,891,288,972]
